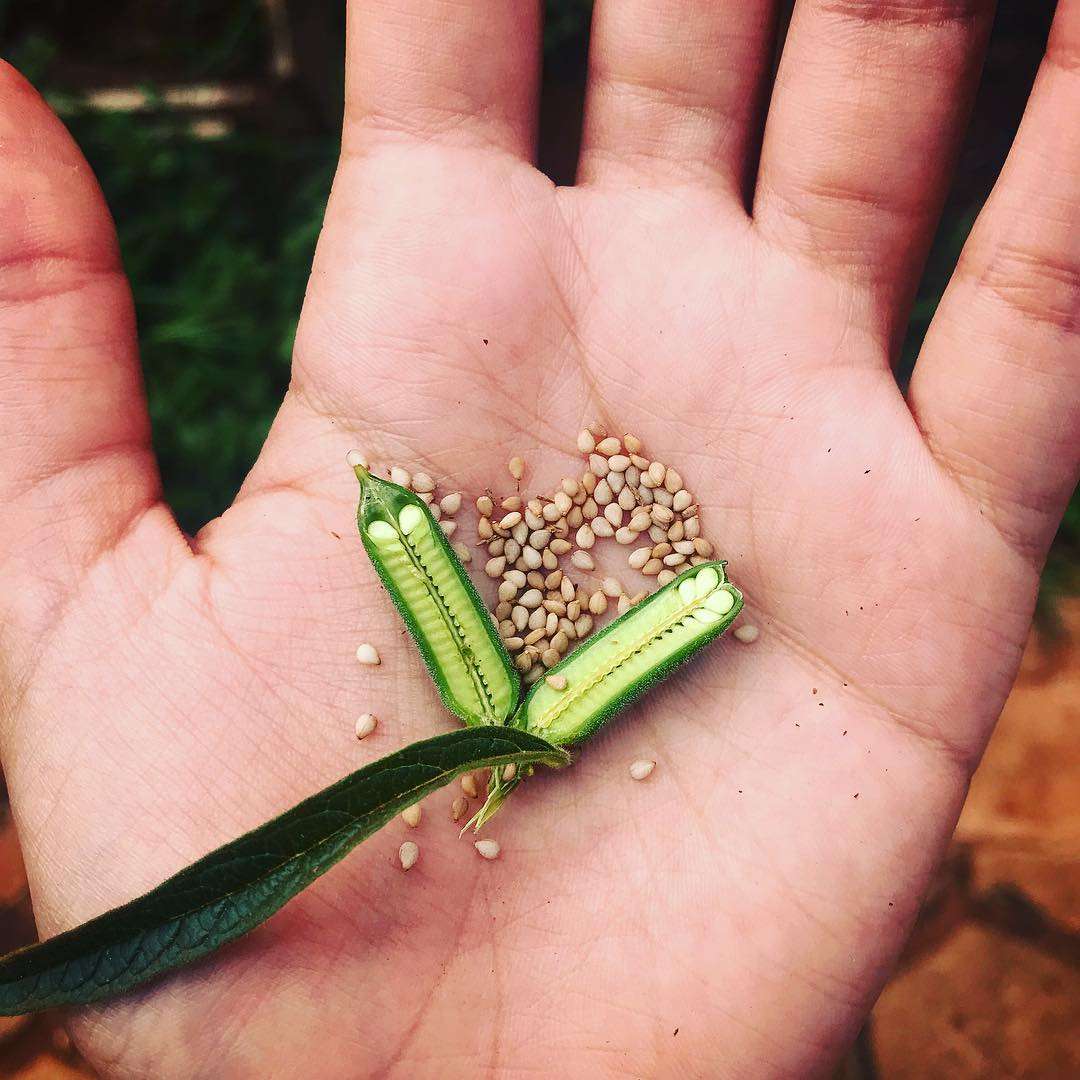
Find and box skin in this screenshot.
[0,1,1077,1076]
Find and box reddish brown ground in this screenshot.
[1,606,1077,1078]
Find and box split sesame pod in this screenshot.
[518,561,742,746]
[352,461,519,726]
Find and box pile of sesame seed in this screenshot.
[473,426,718,685]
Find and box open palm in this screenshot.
[2,2,1078,1076]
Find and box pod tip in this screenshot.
[346,449,370,479]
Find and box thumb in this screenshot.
[0,63,187,652]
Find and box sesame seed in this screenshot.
[629,759,656,781]
[694,538,714,557]
[663,553,687,567]
[399,841,420,871]
[475,839,501,860]
[594,479,613,505]
[596,436,622,455]
[571,550,596,571]
[542,647,561,668]
[545,673,567,690]
[355,713,377,740]
[575,614,594,637]
[402,804,422,827]
[617,487,637,511]
[684,517,701,539]
[412,472,435,493]
[440,520,457,537]
[734,624,760,644]
[615,527,637,545]
[355,643,381,665]
[498,513,522,532]
[601,577,623,597]
[664,468,683,494]
[672,490,692,512]
[642,558,663,576]
[461,774,480,798]
[607,454,630,472]
[577,429,596,454]
[604,503,623,527]
[478,517,494,540]
[591,518,614,538]
[624,434,643,454]
[485,556,507,578]
[477,495,494,516]
[589,454,608,477]
[451,542,472,564]
[617,596,631,615]
[451,796,469,822]
[519,588,544,609]
[628,547,651,569]
[390,466,412,488]
[588,591,608,615]
[509,456,525,481]
[576,524,596,549]
[656,569,676,586]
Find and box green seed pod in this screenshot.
[518,561,742,746]
[351,460,519,726]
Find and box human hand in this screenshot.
[1,1,1077,1075]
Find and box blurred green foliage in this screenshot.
[1,0,1075,620]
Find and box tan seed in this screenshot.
[440,520,457,537]
[674,540,696,555]
[653,488,674,508]
[504,636,524,652]
[499,619,515,638]
[607,454,630,472]
[617,487,637,511]
[477,495,494,516]
[485,556,506,577]
[657,569,676,586]
[684,516,701,539]
[521,547,542,570]
[629,511,652,532]
[630,454,650,470]
[629,759,656,781]
[561,478,579,498]
[663,552,687,567]
[355,643,381,665]
[576,524,596,549]
[589,591,609,616]
[577,429,596,454]
[642,558,663,576]
[664,468,682,494]
[652,505,675,526]
[604,503,623,527]
[615,527,637,545]
[451,796,469,822]
[390,466,411,488]
[504,539,521,562]
[402,804,422,828]
[439,492,462,515]
[617,595,631,615]
[412,472,435,494]
[638,487,655,505]
[594,479,613,506]
[648,461,666,485]
[551,630,570,653]
[355,713,378,740]
[519,588,543,609]
[543,598,566,616]
[524,509,544,530]
[571,550,596,571]
[672,490,692,513]
[508,456,525,481]
[512,520,529,544]
[694,537,714,557]
[591,518,614,538]
[498,580,518,602]
[346,449,369,470]
[574,615,594,638]
[498,512,522,530]
[625,465,641,487]
[589,454,608,477]
[667,519,685,542]
[542,547,558,570]
[649,525,667,543]
[541,647,560,668]
[559,615,577,637]
[475,839,501,860]
[545,673,567,690]
[566,600,581,620]
[624,433,643,454]
[596,436,622,455]
[417,491,434,505]
[652,542,673,558]
[630,591,649,605]
[430,502,443,522]
[524,626,546,645]
[511,606,529,631]
[550,538,572,555]
[628,547,651,569]
[546,611,559,636]
[515,652,532,673]
[601,577,624,598]
[398,841,420,871]
[478,517,494,540]
[734,624,760,644]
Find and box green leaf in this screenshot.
[0,727,568,1015]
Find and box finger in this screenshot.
[578,0,780,194]
[344,0,543,160]
[0,64,182,636]
[908,0,1080,561]
[754,0,995,323]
